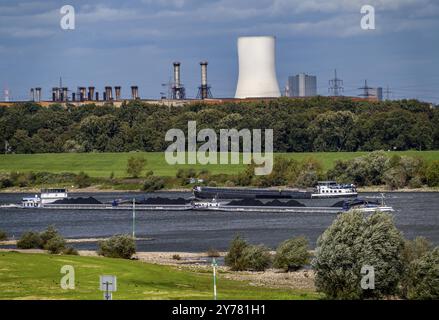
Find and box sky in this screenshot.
[0,0,438,102]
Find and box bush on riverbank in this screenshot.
[0,230,8,241]
[406,247,439,299]
[225,236,271,272]
[313,211,405,299]
[142,176,165,192]
[16,226,68,254]
[273,237,310,272]
[98,234,136,259]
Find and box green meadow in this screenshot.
[0,252,318,300]
[0,151,438,178]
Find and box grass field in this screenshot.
[0,252,318,300]
[0,151,438,178]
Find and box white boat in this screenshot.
[21,188,68,208]
[311,181,357,198]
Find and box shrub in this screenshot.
[126,156,147,178]
[63,246,79,255]
[0,230,7,241]
[225,235,249,271]
[98,234,136,259]
[143,176,165,192]
[44,235,66,254]
[407,247,439,299]
[40,225,59,245]
[400,237,433,297]
[75,171,91,188]
[17,232,43,249]
[313,211,405,299]
[425,161,439,187]
[273,237,310,272]
[172,254,181,260]
[241,245,272,272]
[207,248,220,258]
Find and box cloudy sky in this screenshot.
[1,0,438,102]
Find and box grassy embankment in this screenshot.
[0,251,318,300]
[0,151,438,178]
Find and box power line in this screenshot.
[328,69,343,96]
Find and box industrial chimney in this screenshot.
[131,86,139,99]
[52,87,60,102]
[62,87,68,101]
[234,36,281,98]
[114,86,121,100]
[78,87,86,102]
[35,87,42,102]
[88,87,95,101]
[30,88,35,101]
[197,61,213,99]
[105,86,113,101]
[172,62,185,100]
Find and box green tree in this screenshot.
[313,211,405,299]
[126,156,146,178]
[273,237,310,272]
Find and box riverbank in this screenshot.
[1,185,438,194]
[0,250,319,299]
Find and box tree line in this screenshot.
[0,97,438,154]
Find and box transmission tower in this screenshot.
[328,69,343,96]
[358,80,373,98]
[384,85,392,100]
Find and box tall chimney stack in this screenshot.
[105,86,113,101]
[197,61,212,99]
[88,86,95,101]
[114,86,121,100]
[35,87,41,102]
[62,87,68,101]
[30,88,35,101]
[172,62,185,99]
[131,86,139,99]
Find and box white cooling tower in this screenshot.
[234,36,281,99]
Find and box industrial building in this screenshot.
[287,73,317,97]
[235,36,281,98]
[0,35,385,107]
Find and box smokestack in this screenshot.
[95,92,99,101]
[35,87,41,102]
[88,86,95,101]
[79,87,86,102]
[131,86,139,99]
[105,86,112,101]
[114,86,121,100]
[62,87,68,101]
[72,92,76,101]
[201,61,208,87]
[30,88,35,101]
[172,62,186,99]
[52,88,59,102]
[197,61,212,99]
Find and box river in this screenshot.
[0,192,437,252]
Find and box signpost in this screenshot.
[100,275,117,300]
[212,258,218,300]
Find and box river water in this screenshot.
[0,192,437,252]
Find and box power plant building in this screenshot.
[288,73,317,97]
[235,36,281,98]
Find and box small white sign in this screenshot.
[100,275,117,292]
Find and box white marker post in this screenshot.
[212,258,218,300]
[132,198,136,239]
[100,275,117,300]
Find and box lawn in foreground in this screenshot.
[0,151,437,178]
[0,252,318,300]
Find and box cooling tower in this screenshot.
[234,36,281,99]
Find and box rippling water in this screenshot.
[0,192,438,252]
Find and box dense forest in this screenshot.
[0,97,437,154]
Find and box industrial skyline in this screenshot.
[1,1,438,103]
